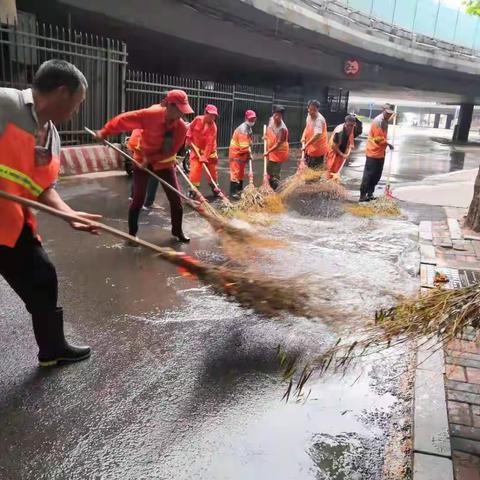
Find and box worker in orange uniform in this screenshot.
[264,105,289,190]
[0,60,100,367]
[95,90,193,243]
[326,114,357,179]
[359,103,395,202]
[186,104,219,199]
[228,110,257,199]
[301,99,328,170]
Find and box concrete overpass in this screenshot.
[18,0,480,139]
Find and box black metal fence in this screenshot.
[0,16,127,145]
[126,70,307,152]
[1,15,348,149]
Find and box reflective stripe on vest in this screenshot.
[0,164,43,197]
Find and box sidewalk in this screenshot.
[416,214,480,480]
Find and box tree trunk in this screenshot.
[466,166,480,232]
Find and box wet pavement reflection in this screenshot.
[0,126,478,479]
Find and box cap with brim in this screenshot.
[272,105,286,114]
[383,103,395,114]
[204,104,219,116]
[245,110,257,120]
[165,89,194,114]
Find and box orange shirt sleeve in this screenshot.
[100,109,149,137]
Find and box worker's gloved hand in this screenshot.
[388,143,394,151]
[199,156,209,163]
[70,212,103,235]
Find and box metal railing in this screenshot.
[126,70,311,151]
[0,17,127,145]
[301,0,480,57]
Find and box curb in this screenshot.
[413,220,454,480]
[60,145,122,176]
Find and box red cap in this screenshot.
[245,110,257,120]
[204,104,219,116]
[164,89,194,114]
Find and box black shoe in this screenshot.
[32,308,91,367]
[359,195,370,203]
[172,231,190,243]
[367,194,377,201]
[188,190,197,200]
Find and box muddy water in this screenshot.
[141,193,420,479]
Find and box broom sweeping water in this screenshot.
[288,283,480,398]
[85,127,280,249]
[0,189,324,319]
[238,158,265,212]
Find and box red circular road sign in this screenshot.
[344,59,361,77]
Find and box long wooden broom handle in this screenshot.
[263,124,268,177]
[84,127,195,206]
[0,189,191,262]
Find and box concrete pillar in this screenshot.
[445,114,454,130]
[453,103,474,142]
[433,113,441,129]
[0,0,17,22]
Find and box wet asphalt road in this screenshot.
[0,126,479,479]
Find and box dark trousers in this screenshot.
[129,167,183,236]
[305,154,324,170]
[360,156,385,197]
[130,176,159,207]
[0,225,58,315]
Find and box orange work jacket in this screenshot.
[366,114,389,159]
[229,122,253,161]
[302,113,328,157]
[0,88,60,247]
[266,119,289,163]
[100,105,187,170]
[186,115,218,162]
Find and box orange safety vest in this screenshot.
[266,121,289,163]
[326,123,354,173]
[0,123,60,247]
[229,122,253,161]
[302,113,328,157]
[366,114,388,159]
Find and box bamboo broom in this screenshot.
[0,190,323,319]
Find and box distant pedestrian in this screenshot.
[228,110,256,199]
[302,99,328,170]
[264,105,289,190]
[0,60,100,366]
[359,103,395,202]
[326,114,356,179]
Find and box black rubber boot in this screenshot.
[229,181,240,200]
[32,308,91,367]
[359,195,370,203]
[367,193,377,201]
